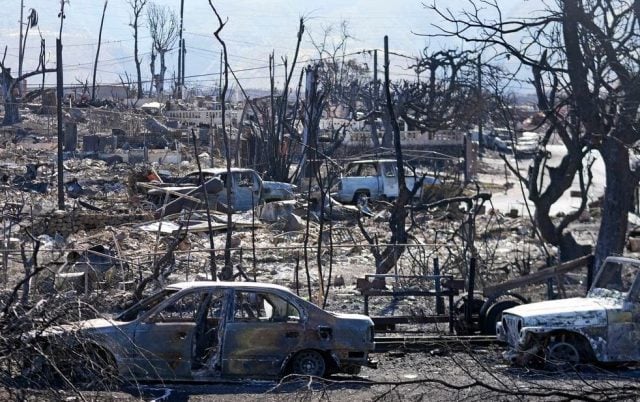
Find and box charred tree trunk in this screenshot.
[130,0,146,99]
[208,1,233,280]
[158,50,167,95]
[19,238,40,305]
[595,136,636,270]
[1,76,20,125]
[299,65,324,182]
[2,67,55,125]
[560,0,639,271]
[368,36,416,280]
[149,48,156,97]
[134,37,143,99]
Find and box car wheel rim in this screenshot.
[294,351,325,376]
[547,342,580,364]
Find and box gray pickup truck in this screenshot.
[144,168,296,214]
[332,159,440,204]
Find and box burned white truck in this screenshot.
[332,159,440,204]
[497,256,640,366]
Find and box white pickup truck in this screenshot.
[332,159,440,204]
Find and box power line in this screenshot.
[6,36,152,52]
[17,45,439,90]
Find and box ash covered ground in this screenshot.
[1,111,640,401]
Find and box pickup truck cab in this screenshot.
[332,159,439,204]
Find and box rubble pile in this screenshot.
[0,106,603,322]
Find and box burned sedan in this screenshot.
[497,256,640,366]
[28,282,376,383]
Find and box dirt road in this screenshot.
[97,345,640,401]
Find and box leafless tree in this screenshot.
[308,20,352,102]
[1,41,55,125]
[489,65,594,261]
[149,47,156,97]
[428,0,640,271]
[207,1,234,280]
[356,37,429,280]
[328,57,384,149]
[18,7,38,82]
[146,2,178,96]
[118,71,136,107]
[397,49,479,137]
[127,0,147,100]
[351,45,477,278]
[308,24,373,152]
[240,19,306,183]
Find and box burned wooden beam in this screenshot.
[483,254,594,297]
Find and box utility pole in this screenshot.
[177,0,184,98]
[18,0,24,80]
[181,38,185,93]
[56,39,64,210]
[371,49,379,147]
[477,55,483,152]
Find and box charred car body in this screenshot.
[27,282,376,383]
[497,256,640,365]
[143,168,296,214]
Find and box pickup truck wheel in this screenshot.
[291,350,326,377]
[353,191,369,205]
[546,341,581,365]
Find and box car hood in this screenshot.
[503,297,620,328]
[54,318,120,334]
[74,318,121,331]
[32,317,123,340]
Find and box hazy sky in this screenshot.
[0,0,540,91]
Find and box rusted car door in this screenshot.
[132,290,210,379]
[221,290,304,377]
[232,171,260,211]
[380,162,398,197]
